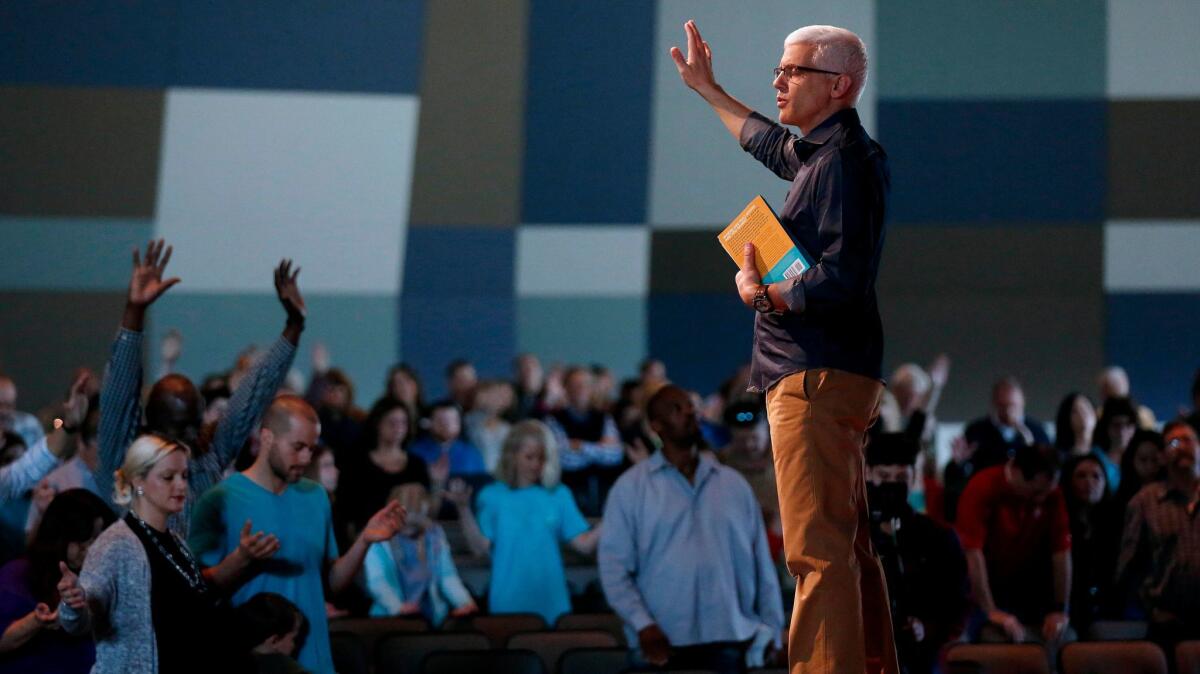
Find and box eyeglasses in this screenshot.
[773,64,842,81]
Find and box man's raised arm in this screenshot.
[208,260,305,470]
[96,240,180,509]
[670,20,753,142]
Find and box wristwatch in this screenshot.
[752,285,774,314]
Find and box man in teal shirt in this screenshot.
[191,396,404,673]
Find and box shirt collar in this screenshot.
[648,449,717,481]
[801,107,860,145]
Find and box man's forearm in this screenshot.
[1052,550,1071,610]
[964,549,996,613]
[121,303,147,332]
[695,84,753,142]
[202,548,254,591]
[329,535,370,594]
[282,318,304,347]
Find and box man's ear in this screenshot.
[258,426,274,449]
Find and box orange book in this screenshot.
[717,195,813,283]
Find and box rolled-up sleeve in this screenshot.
[739,112,802,181]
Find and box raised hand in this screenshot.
[736,242,763,306]
[274,259,306,324]
[127,239,180,308]
[236,520,281,562]
[669,20,717,94]
[60,371,92,430]
[361,500,406,543]
[56,562,86,610]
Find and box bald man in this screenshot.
[190,395,403,674]
[673,21,895,674]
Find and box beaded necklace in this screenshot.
[128,510,208,593]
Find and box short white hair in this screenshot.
[785,25,869,103]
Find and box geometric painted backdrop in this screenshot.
[1,0,1197,423]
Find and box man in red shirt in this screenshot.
[956,443,1073,645]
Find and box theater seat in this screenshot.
[328,616,428,659]
[329,631,368,674]
[558,647,630,674]
[507,629,622,673]
[944,643,1051,674]
[375,632,491,674]
[422,649,545,674]
[454,613,548,648]
[1087,621,1149,641]
[1060,641,1167,674]
[555,613,628,646]
[1176,641,1200,674]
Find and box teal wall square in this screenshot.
[876,1,1106,99]
[0,218,151,290]
[516,297,646,381]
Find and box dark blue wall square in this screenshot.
[175,0,424,93]
[649,293,753,396]
[521,0,655,224]
[400,295,515,398]
[0,1,177,87]
[879,100,1107,224]
[1106,292,1200,420]
[402,226,514,296]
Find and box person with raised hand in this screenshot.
[56,435,253,673]
[0,372,91,503]
[673,19,893,673]
[97,239,306,537]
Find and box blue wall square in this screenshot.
[879,100,1107,224]
[521,0,655,223]
[1106,292,1200,420]
[403,226,515,296]
[175,0,424,93]
[400,295,515,399]
[0,2,176,87]
[649,293,753,396]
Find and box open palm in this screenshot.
[128,239,180,307]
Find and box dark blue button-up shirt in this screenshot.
[739,107,889,391]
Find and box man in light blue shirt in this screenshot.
[599,386,784,674]
[190,396,403,673]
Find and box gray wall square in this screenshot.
[0,87,163,217]
[1109,100,1200,218]
[0,291,128,413]
[408,0,527,227]
[878,225,1104,420]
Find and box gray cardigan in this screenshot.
[59,519,157,673]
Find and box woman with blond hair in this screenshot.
[447,420,598,624]
[56,435,257,673]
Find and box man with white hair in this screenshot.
[672,20,895,674]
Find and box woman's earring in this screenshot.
[135,486,144,496]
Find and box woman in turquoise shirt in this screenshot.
[448,420,599,624]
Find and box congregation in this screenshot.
[1,240,1199,674]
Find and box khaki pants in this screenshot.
[766,369,898,674]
